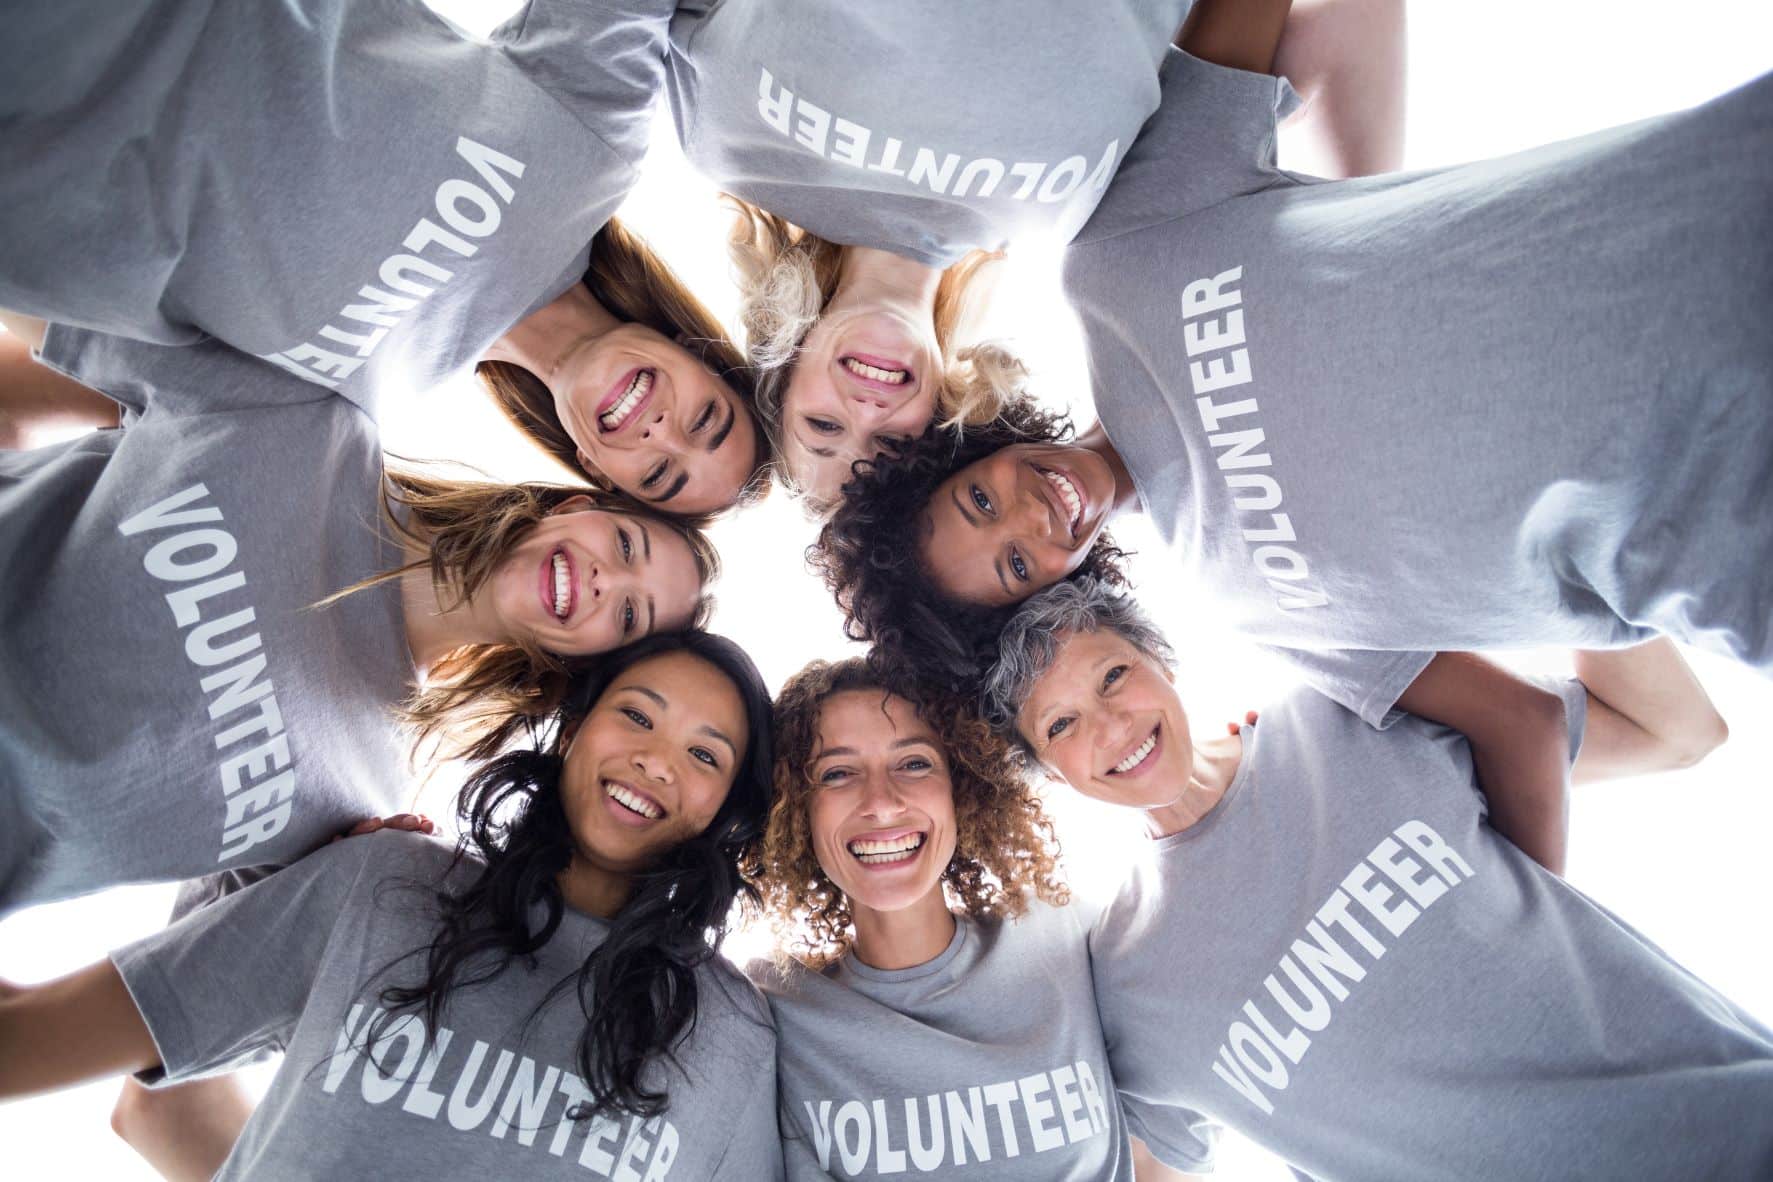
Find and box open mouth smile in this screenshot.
[1107,726,1161,777]
[598,368,654,433]
[840,352,913,393]
[604,780,665,823]
[542,548,577,623]
[1034,463,1085,537]
[847,830,927,866]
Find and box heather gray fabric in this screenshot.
[1089,681,1773,1179]
[1065,52,1773,722]
[750,903,1132,1180]
[113,831,784,1181]
[0,329,410,914]
[0,0,671,411]
[666,0,1191,265]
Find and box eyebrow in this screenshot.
[637,520,652,562]
[706,401,736,454]
[645,594,656,636]
[699,725,739,757]
[814,737,937,759]
[618,684,667,707]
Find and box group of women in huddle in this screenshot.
[2,0,1770,1178]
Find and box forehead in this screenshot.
[814,688,934,750]
[604,650,744,729]
[1019,628,1132,716]
[921,461,1013,606]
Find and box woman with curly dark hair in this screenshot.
[0,632,785,1180]
[811,396,1134,689]
[746,654,1148,1179]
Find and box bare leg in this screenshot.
[1275,0,1408,177]
[0,330,119,450]
[111,1075,255,1182]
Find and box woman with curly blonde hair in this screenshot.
[745,655,1146,1179]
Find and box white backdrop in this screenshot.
[2,2,1770,1178]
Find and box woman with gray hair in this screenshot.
[982,578,1773,1179]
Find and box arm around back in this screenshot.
[1572,639,1728,783]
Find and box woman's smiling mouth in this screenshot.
[839,352,913,394]
[1107,725,1161,777]
[542,548,577,623]
[598,367,654,432]
[847,829,927,867]
[604,779,666,825]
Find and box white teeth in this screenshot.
[598,369,653,431]
[848,833,926,864]
[1111,730,1158,775]
[1040,467,1083,531]
[552,553,569,620]
[606,782,663,819]
[842,357,908,384]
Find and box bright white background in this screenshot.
[2,2,1769,1178]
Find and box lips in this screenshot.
[604,780,666,825]
[1032,462,1086,540]
[839,352,913,395]
[1107,725,1161,777]
[597,368,654,433]
[846,827,927,867]
[541,548,576,623]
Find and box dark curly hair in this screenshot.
[810,397,1130,693]
[745,655,1068,967]
[367,631,773,1121]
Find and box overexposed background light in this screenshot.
[2,2,1770,1178]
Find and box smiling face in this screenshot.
[487,498,702,656]
[804,689,958,916]
[918,442,1117,607]
[551,323,759,515]
[1015,628,1195,811]
[780,302,942,506]
[557,649,749,876]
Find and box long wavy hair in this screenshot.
[369,632,775,1121]
[477,217,773,509]
[724,197,1020,500]
[331,470,720,767]
[745,655,1068,968]
[810,397,1130,693]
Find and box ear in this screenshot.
[559,714,585,755]
[548,493,596,517]
[575,449,601,478]
[1161,662,1177,685]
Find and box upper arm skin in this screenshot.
[0,327,121,448]
[0,960,160,1100]
[1177,0,1294,76]
[0,309,47,350]
[1572,639,1729,784]
[1396,652,1572,874]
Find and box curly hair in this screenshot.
[477,217,773,511]
[744,655,1068,968]
[810,397,1130,693]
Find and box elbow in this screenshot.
[1667,711,1729,770]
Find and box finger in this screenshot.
[1245,710,1260,725]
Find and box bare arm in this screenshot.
[1396,652,1572,874]
[1572,639,1728,784]
[1177,0,1294,76]
[0,961,161,1099]
[1274,0,1407,176]
[1130,1135,1209,1181]
[0,309,46,350]
[0,327,120,449]
[112,1076,255,1182]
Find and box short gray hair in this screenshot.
[981,577,1175,745]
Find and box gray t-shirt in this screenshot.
[113,830,784,1180]
[666,0,1190,265]
[0,0,671,411]
[0,329,411,914]
[1089,682,1773,1179]
[1065,52,1773,721]
[750,903,1132,1180]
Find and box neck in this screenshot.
[1077,421,1138,515]
[1143,731,1244,839]
[555,855,633,920]
[831,246,943,320]
[849,883,957,971]
[397,534,508,674]
[482,282,624,403]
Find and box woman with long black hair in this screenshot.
[0,631,784,1180]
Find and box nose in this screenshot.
[632,743,675,786]
[1011,486,1057,543]
[638,407,682,447]
[855,769,905,820]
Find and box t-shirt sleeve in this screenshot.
[1265,645,1436,730]
[1073,48,1302,242]
[492,0,672,166]
[35,325,338,419]
[1541,674,1589,767]
[110,837,377,1087]
[1123,1096,1220,1173]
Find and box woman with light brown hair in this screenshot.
[1,329,721,1179]
[743,655,1152,1179]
